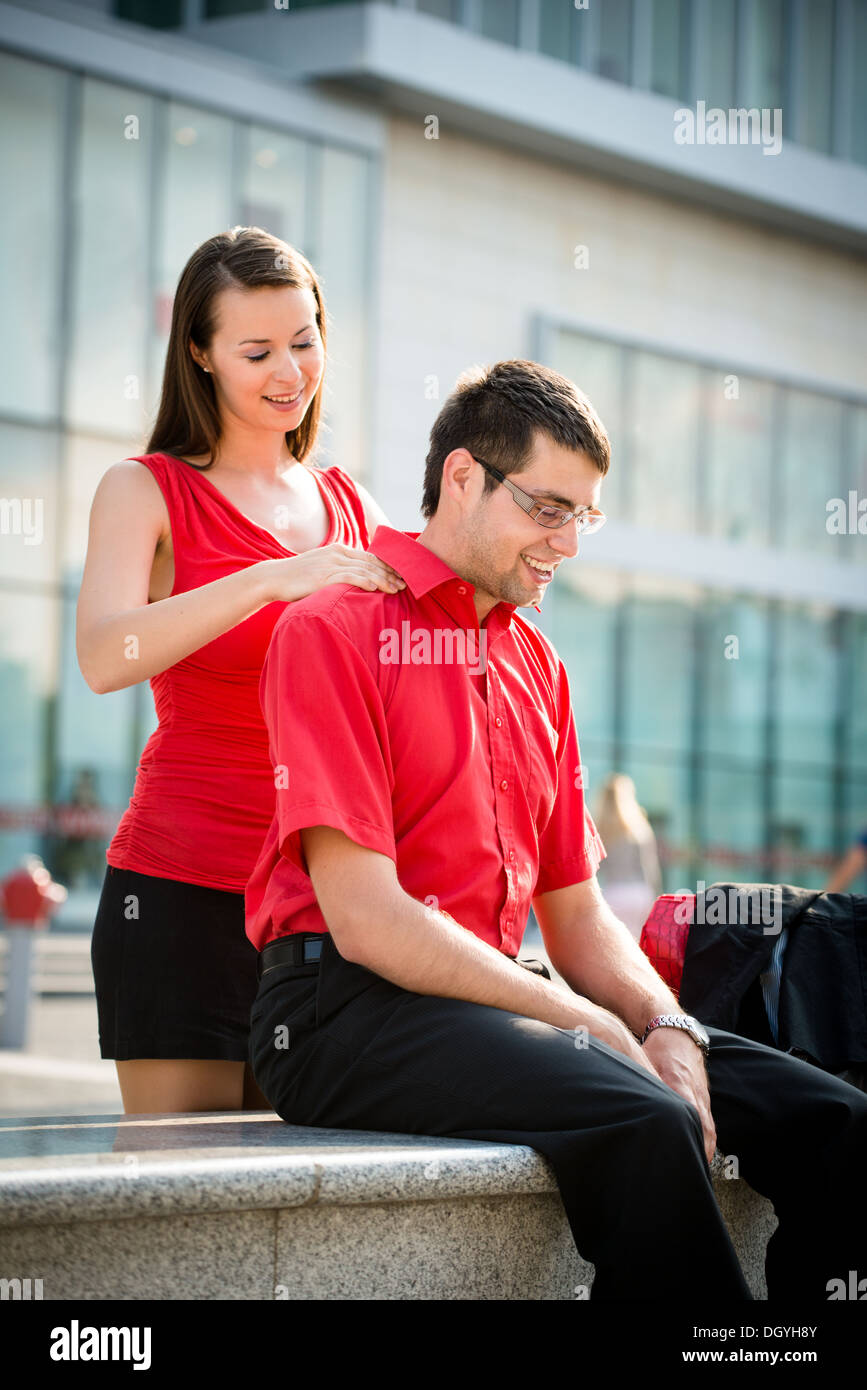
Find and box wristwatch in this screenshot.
[640,1014,710,1057]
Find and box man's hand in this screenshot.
[580,1002,663,1081]
[641,1028,717,1164]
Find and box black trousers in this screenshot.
[248,933,867,1301]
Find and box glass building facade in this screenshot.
[544,325,867,890]
[0,48,373,922]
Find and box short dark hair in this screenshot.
[421,359,610,519]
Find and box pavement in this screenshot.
[0,933,121,1117]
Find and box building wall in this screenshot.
[374,110,867,528]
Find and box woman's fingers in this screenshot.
[341,567,403,592]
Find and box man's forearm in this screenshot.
[338,885,607,1034]
[546,897,682,1038]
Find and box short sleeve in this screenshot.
[533,659,606,896]
[260,609,397,873]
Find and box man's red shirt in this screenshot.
[245,526,606,954]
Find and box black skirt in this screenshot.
[91,864,260,1061]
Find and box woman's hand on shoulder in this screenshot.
[260,543,405,604]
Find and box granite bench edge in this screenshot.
[0,1113,732,1230]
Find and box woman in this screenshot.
[77,226,404,1115]
[593,773,662,941]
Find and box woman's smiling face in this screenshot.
[190,283,325,435]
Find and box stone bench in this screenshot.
[0,1111,777,1300]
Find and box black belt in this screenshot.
[256,934,550,982]
[257,932,325,979]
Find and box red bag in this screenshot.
[638,894,695,997]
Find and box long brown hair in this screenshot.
[146,226,327,469]
[594,774,654,847]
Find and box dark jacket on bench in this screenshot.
[678,882,867,1073]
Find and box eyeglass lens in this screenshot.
[534,506,603,532]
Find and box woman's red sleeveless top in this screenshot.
[105,453,370,892]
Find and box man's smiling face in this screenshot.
[454,432,604,615]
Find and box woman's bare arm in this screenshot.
[76,461,404,694]
[355,481,392,537]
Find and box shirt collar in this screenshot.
[368,526,542,623]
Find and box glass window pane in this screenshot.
[417,0,457,19]
[741,0,786,109]
[770,769,834,889]
[284,0,384,7]
[622,577,697,753]
[701,763,766,885]
[313,146,372,481]
[619,755,693,892]
[0,54,65,423]
[539,0,572,60]
[62,435,138,586]
[845,614,867,769]
[705,372,774,545]
[849,0,867,166]
[67,79,153,438]
[550,329,624,517]
[548,568,624,749]
[629,351,700,531]
[695,2,737,108]
[480,0,519,46]
[798,0,833,153]
[115,0,183,25]
[150,102,234,409]
[700,595,769,760]
[651,0,685,99]
[596,0,633,83]
[206,0,267,17]
[0,425,60,587]
[240,125,309,254]
[842,405,867,565]
[779,390,844,558]
[776,602,840,766]
[48,596,136,893]
[0,592,58,807]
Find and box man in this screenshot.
[246,360,866,1300]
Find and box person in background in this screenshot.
[825,826,867,893]
[593,773,662,940]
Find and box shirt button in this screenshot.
[457,585,466,595]
[500,779,508,791]
[509,850,515,862]
[494,716,502,728]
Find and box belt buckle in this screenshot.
[257,933,324,980]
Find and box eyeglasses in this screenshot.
[474,458,606,533]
